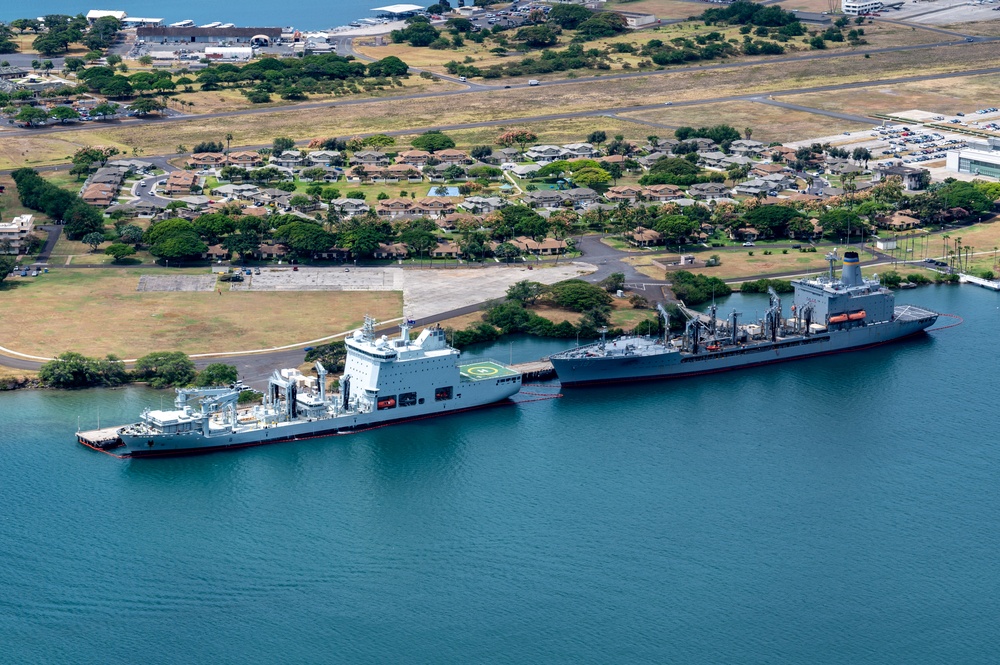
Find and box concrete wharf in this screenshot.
[76,427,124,450]
[511,360,555,380]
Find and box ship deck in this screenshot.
[458,360,519,381]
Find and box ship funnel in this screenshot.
[841,251,863,287]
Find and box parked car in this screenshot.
[742,241,755,247]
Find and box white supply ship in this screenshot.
[80,318,522,458]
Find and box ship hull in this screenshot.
[552,315,936,387]
[121,382,521,458]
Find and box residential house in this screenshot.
[523,190,569,209]
[0,214,34,254]
[132,200,164,216]
[313,246,351,261]
[734,179,770,196]
[345,165,386,182]
[384,163,422,182]
[107,158,154,173]
[462,196,506,214]
[509,164,541,179]
[735,226,760,241]
[565,187,598,207]
[374,242,409,260]
[305,150,341,166]
[698,151,729,169]
[760,173,795,191]
[638,151,670,169]
[435,149,471,166]
[563,143,598,159]
[203,244,230,261]
[751,162,788,177]
[270,150,306,169]
[604,185,644,203]
[350,150,389,166]
[252,188,292,208]
[188,152,227,168]
[178,195,212,211]
[525,145,568,163]
[164,170,200,195]
[496,147,522,162]
[414,198,456,218]
[598,154,627,166]
[330,198,370,217]
[103,204,138,218]
[720,155,754,169]
[257,243,287,260]
[729,139,767,157]
[768,146,797,162]
[688,182,731,200]
[872,164,928,191]
[431,239,461,258]
[90,167,126,185]
[213,183,260,199]
[82,183,118,206]
[436,212,480,232]
[877,211,922,231]
[626,226,663,247]
[376,198,415,218]
[827,161,865,177]
[397,149,432,166]
[511,235,567,255]
[644,184,683,201]
[227,151,263,168]
[687,138,718,151]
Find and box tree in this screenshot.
[587,130,607,149]
[222,231,261,263]
[548,4,594,29]
[91,102,119,119]
[15,105,48,127]
[104,243,136,262]
[571,167,612,188]
[495,128,538,155]
[119,224,144,246]
[506,279,545,304]
[272,136,296,153]
[515,25,558,48]
[741,205,802,239]
[48,106,79,123]
[196,363,239,387]
[82,232,106,252]
[598,272,625,294]
[128,97,165,116]
[134,351,197,388]
[819,208,865,241]
[39,352,127,388]
[0,256,17,283]
[63,202,105,240]
[411,130,456,152]
[471,145,493,161]
[367,55,409,78]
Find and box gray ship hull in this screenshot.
[551,310,936,387]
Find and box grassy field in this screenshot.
[782,73,1000,118]
[0,175,47,222]
[0,267,402,358]
[607,0,706,19]
[0,41,996,170]
[620,100,871,142]
[626,247,836,280]
[944,20,1000,37]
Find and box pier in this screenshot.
[958,273,1000,291]
[76,427,124,450]
[511,360,555,381]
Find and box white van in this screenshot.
[528,79,539,86]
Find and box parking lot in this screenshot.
[231,263,594,319]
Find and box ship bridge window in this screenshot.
[435,386,453,401]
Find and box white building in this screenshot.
[945,139,1000,180]
[842,0,883,15]
[204,46,254,60]
[0,214,34,254]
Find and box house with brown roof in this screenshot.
[376,198,415,218]
[313,246,351,261]
[350,150,389,166]
[386,163,424,181]
[877,211,922,231]
[82,183,118,206]
[605,185,644,203]
[188,152,227,168]
[626,226,663,247]
[431,239,461,258]
[644,184,683,201]
[434,149,471,165]
[414,198,456,218]
[257,243,287,260]
[374,242,409,259]
[396,150,431,166]
[227,151,263,168]
[203,244,231,261]
[164,171,200,195]
[511,235,568,255]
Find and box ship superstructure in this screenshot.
[550,251,938,386]
[90,318,522,457]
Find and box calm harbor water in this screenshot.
[2,1,380,30]
[2,284,999,664]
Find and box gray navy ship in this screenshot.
[550,251,938,387]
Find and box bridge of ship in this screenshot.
[458,360,519,381]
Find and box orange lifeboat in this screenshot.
[706,344,722,352]
[829,314,849,324]
[848,311,866,321]
[377,397,396,410]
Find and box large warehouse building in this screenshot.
[136,26,282,45]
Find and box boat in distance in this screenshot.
[550,251,939,387]
[78,318,523,458]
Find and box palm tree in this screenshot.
[942,233,950,261]
[225,133,233,154]
[744,127,753,140]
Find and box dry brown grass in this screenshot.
[620,100,871,142]
[627,247,835,280]
[0,267,402,358]
[783,73,1000,117]
[942,20,1000,37]
[607,0,705,19]
[0,41,995,170]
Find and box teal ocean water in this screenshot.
[1,285,999,664]
[2,1,381,30]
